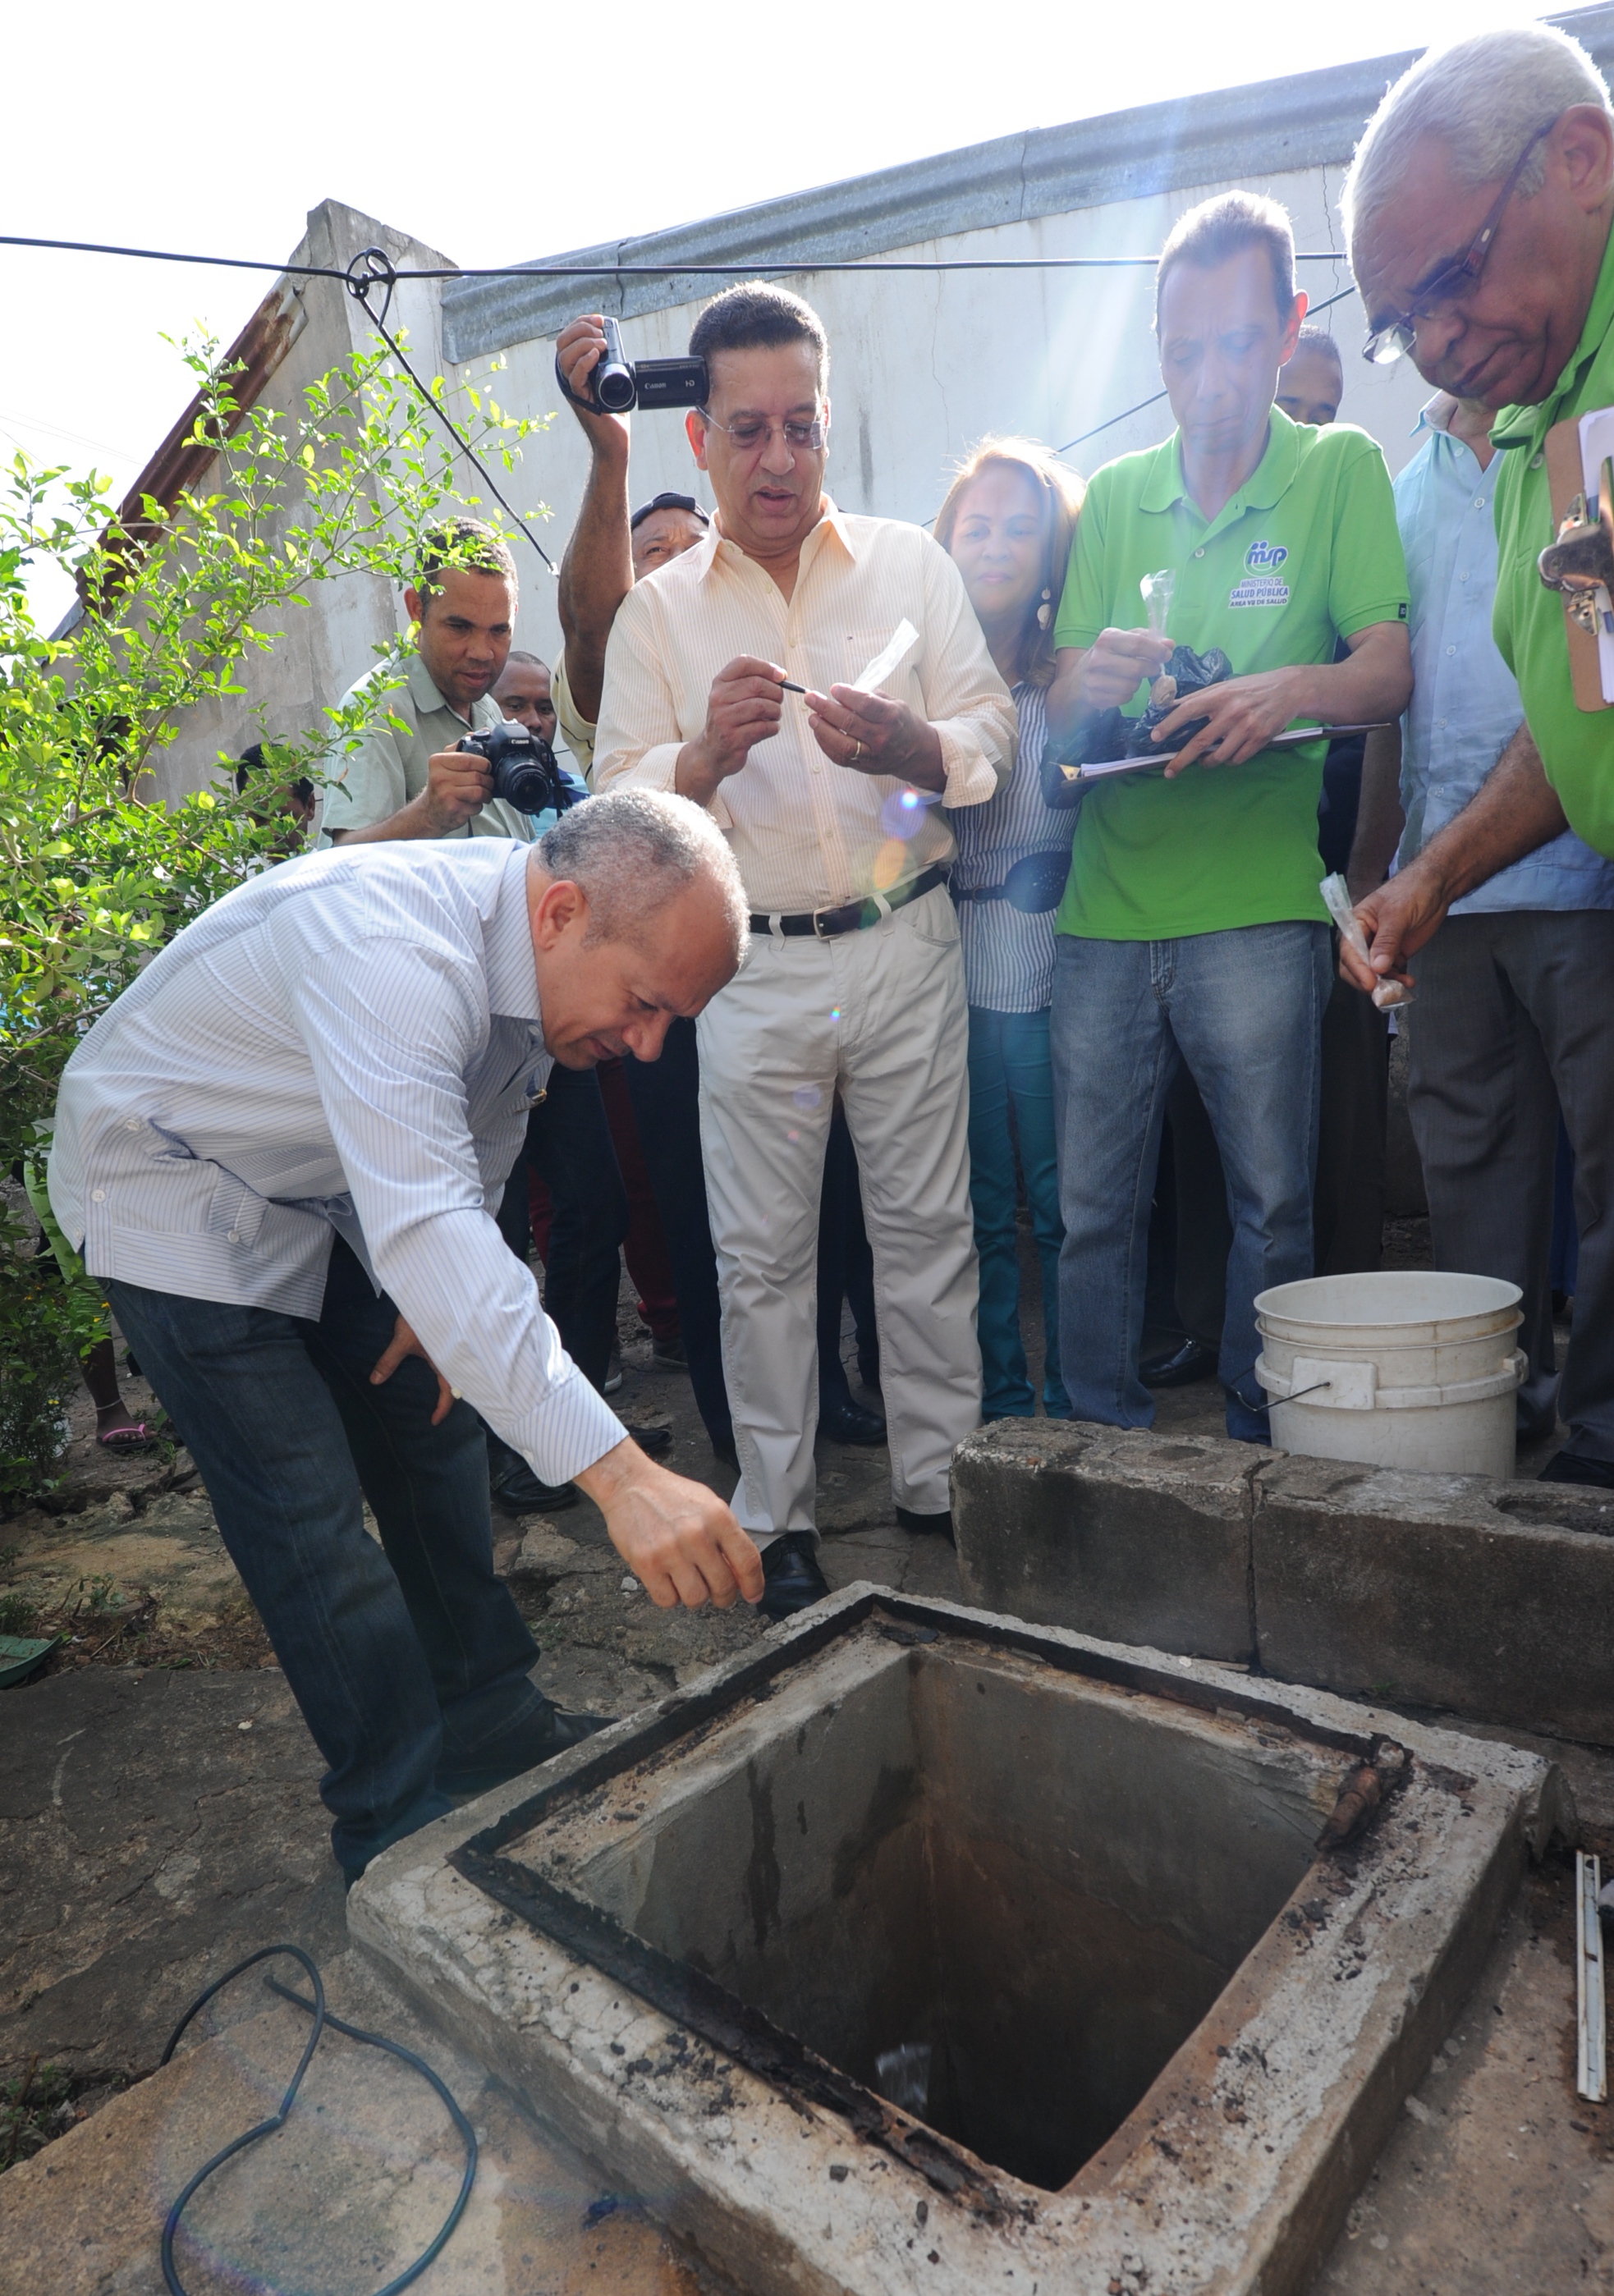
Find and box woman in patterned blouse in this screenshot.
[936,438,1085,1421]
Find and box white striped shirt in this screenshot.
[594,502,1016,914]
[950,683,1074,1014]
[48,840,624,1487]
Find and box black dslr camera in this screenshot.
[457,721,589,818]
[559,317,708,415]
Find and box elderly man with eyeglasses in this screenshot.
[1342,26,1614,962]
[1341,23,1614,1492]
[593,282,1016,1616]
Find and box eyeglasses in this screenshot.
[1361,120,1556,366]
[698,408,828,453]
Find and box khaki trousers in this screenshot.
[696,886,982,1536]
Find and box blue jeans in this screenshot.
[966,1005,1070,1418]
[1048,923,1331,1435]
[105,1238,551,1877]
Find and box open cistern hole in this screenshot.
[503,1623,1344,2191]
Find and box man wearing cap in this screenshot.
[589,283,1014,1618]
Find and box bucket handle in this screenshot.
[1256,1350,1527,1412]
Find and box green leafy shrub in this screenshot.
[0,335,546,1509]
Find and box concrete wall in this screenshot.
[953,1420,1614,1746]
[144,199,469,806]
[140,6,1614,794]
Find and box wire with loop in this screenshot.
[158,1941,477,2296]
[344,245,558,574]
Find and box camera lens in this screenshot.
[594,364,635,413]
[493,758,558,813]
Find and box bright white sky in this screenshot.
[0,0,1600,517]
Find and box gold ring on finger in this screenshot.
[851,739,864,761]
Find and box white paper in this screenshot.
[851,618,919,694]
[1575,406,1614,703]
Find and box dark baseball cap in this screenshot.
[630,492,711,533]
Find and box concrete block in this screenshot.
[1253,1455,1614,1744]
[952,1419,1257,1661]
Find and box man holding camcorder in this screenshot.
[594,283,1015,1617]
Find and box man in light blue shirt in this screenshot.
[1351,392,1614,1478]
[48,801,763,1879]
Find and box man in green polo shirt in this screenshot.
[1339,25,1614,997]
[1046,190,1411,1441]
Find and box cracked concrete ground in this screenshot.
[0,1289,961,2101]
[0,1944,715,2295]
[2,1229,1607,2289]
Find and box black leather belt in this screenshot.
[749,864,947,937]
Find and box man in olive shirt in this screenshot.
[1342,28,1614,992]
[1048,191,1411,1440]
[320,520,533,846]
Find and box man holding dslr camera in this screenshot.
[322,519,668,1503]
[321,520,533,845]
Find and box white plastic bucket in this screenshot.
[1254,1272,1525,1478]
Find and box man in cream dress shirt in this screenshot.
[595,284,1015,1614]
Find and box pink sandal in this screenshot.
[97,1422,158,1451]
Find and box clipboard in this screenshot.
[1054,723,1393,786]
[1542,410,1614,710]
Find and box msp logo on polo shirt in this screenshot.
[1229,538,1291,610]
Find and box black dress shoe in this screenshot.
[819,1395,888,1446]
[490,1457,578,1515]
[759,1532,831,1620]
[436,1705,612,1795]
[1540,1450,1614,1489]
[621,1421,672,1459]
[895,1505,956,1547]
[1139,1336,1218,1390]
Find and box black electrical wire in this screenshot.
[158,1943,477,2296]
[342,248,559,573]
[0,231,1360,277]
[4,228,1364,563]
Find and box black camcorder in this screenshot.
[558,317,708,415]
[457,721,589,818]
